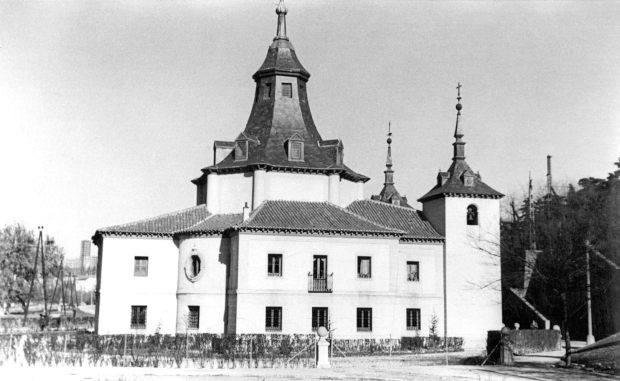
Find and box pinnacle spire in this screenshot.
[453,82,466,161]
[275,0,288,40]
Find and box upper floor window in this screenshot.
[268,254,282,276]
[286,134,305,162]
[358,257,371,278]
[266,307,282,331]
[282,83,292,97]
[263,83,272,99]
[407,261,419,282]
[130,305,147,329]
[312,307,329,331]
[190,255,201,277]
[235,140,248,161]
[188,306,199,329]
[406,308,420,330]
[357,308,372,332]
[467,205,478,225]
[134,256,148,277]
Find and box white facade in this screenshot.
[423,196,503,348]
[205,170,364,213]
[95,237,179,335]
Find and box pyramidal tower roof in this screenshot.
[194,0,368,185]
[418,84,503,202]
[371,123,411,208]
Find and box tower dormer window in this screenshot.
[286,134,304,162]
[467,205,478,225]
[264,83,272,99]
[282,83,292,97]
[235,140,248,161]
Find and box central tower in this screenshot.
[192,0,368,214]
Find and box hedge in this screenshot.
[487,329,561,362]
[0,332,464,368]
[0,316,95,333]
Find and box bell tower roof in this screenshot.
[194,0,368,185]
[418,84,503,203]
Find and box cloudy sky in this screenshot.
[1,0,618,258]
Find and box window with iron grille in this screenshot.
[134,257,148,277]
[130,305,147,329]
[282,83,292,97]
[265,307,282,331]
[467,204,478,225]
[357,308,372,331]
[406,308,420,330]
[188,306,199,329]
[267,254,282,276]
[263,83,272,99]
[357,257,371,278]
[407,261,419,282]
[312,307,328,331]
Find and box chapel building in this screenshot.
[93,1,504,348]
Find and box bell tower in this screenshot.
[418,84,504,348]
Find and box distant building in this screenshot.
[66,240,97,275]
[93,1,503,349]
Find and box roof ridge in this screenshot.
[328,200,406,234]
[358,198,419,212]
[178,213,216,233]
[102,204,209,230]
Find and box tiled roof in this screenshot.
[238,200,404,237]
[346,200,444,242]
[418,160,504,202]
[95,205,211,237]
[176,213,243,235]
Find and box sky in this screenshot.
[1,0,619,259]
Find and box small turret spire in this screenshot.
[384,122,394,186]
[453,82,466,161]
[275,0,288,40]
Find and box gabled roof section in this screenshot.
[94,205,211,238]
[237,200,404,237]
[346,199,444,242]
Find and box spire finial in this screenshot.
[387,121,392,145]
[275,0,288,39]
[453,83,466,161]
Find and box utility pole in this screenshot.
[23,227,43,326]
[546,155,553,198]
[586,248,595,345]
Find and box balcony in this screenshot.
[308,272,333,293]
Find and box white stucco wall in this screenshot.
[228,233,444,339]
[264,172,328,203]
[96,236,179,335]
[338,178,365,207]
[176,236,230,333]
[424,196,502,349]
[214,172,254,214]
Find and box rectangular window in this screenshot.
[290,142,302,160]
[134,257,148,277]
[267,254,282,276]
[407,261,419,282]
[266,307,282,331]
[235,141,248,161]
[312,307,328,331]
[406,308,421,330]
[358,257,371,278]
[264,83,272,99]
[357,308,372,331]
[130,305,147,329]
[188,306,199,329]
[282,83,292,97]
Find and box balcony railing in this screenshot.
[308,272,333,293]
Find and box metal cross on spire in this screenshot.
[456,82,462,102]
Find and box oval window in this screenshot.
[185,251,205,282]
